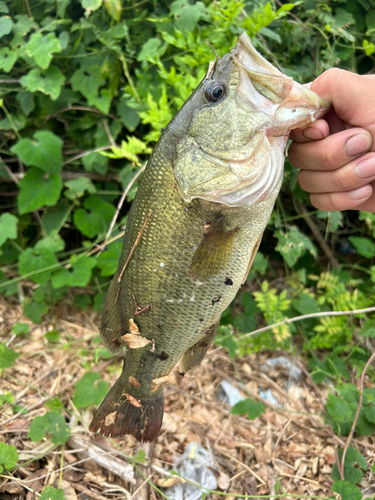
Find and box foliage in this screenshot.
[1,0,375,496]
[0,442,18,473]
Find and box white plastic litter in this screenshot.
[165,442,217,500]
[262,356,302,381]
[259,388,279,407]
[218,379,245,406]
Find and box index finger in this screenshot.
[289,118,329,143]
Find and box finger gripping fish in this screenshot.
[90,33,329,442]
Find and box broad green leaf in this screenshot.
[231,398,265,420]
[0,213,18,248]
[12,15,36,36]
[89,88,112,114]
[0,16,12,38]
[39,486,66,500]
[331,480,362,500]
[20,66,65,101]
[275,226,316,267]
[35,235,65,254]
[117,101,140,131]
[0,442,18,474]
[104,0,121,21]
[251,252,268,275]
[348,236,375,259]
[325,394,351,422]
[19,248,58,285]
[0,2,9,13]
[81,0,102,16]
[46,397,64,412]
[292,293,319,315]
[52,255,97,288]
[28,411,70,445]
[12,322,30,335]
[18,168,63,214]
[42,202,71,235]
[82,152,108,175]
[170,0,207,32]
[16,91,35,116]
[97,241,122,276]
[73,372,108,409]
[0,113,26,131]
[137,38,167,62]
[64,177,96,200]
[23,300,48,324]
[26,32,61,69]
[71,66,105,101]
[0,343,19,369]
[0,47,17,72]
[73,195,115,238]
[11,131,63,173]
[45,330,60,343]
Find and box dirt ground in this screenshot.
[1,297,375,500]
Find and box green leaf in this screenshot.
[331,480,362,500]
[19,248,58,285]
[28,411,70,445]
[46,397,64,412]
[16,91,35,116]
[71,66,104,101]
[117,101,140,131]
[0,16,12,38]
[26,32,61,69]
[170,0,207,32]
[0,442,18,474]
[11,131,63,173]
[12,322,30,336]
[73,372,108,409]
[104,0,121,21]
[81,0,102,16]
[348,236,375,259]
[42,202,71,235]
[214,325,237,359]
[137,38,167,62]
[275,226,316,267]
[73,195,115,238]
[325,394,352,422]
[35,234,65,254]
[231,398,265,420]
[97,241,122,276]
[39,486,66,500]
[82,152,108,175]
[20,66,65,101]
[52,255,97,288]
[292,293,319,315]
[0,2,9,13]
[18,168,63,214]
[0,343,19,369]
[0,213,18,248]
[64,177,96,200]
[0,47,17,72]
[45,330,61,343]
[23,300,48,324]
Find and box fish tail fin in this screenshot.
[89,377,164,442]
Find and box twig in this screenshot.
[63,145,114,165]
[0,79,20,83]
[295,201,339,268]
[73,483,114,500]
[209,306,375,355]
[0,158,19,184]
[98,165,145,255]
[24,0,32,17]
[45,105,117,122]
[340,350,375,476]
[103,119,116,147]
[117,209,152,283]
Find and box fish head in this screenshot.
[174,32,330,208]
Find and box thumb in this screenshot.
[310,69,375,133]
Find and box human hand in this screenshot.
[288,68,375,212]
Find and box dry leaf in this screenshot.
[157,476,185,487]
[151,374,176,392]
[129,318,140,334]
[122,333,152,349]
[129,376,142,387]
[104,411,117,426]
[124,393,143,408]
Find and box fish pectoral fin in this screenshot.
[242,233,263,285]
[100,277,123,353]
[190,218,238,282]
[180,320,219,373]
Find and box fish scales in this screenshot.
[90,32,329,441]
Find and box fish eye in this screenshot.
[206,83,225,102]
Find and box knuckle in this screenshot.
[318,146,337,171]
[334,169,352,191]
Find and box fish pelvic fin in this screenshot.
[89,377,164,442]
[190,217,238,282]
[180,320,219,373]
[100,277,123,353]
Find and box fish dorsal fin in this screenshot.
[180,320,219,374]
[100,278,123,354]
[190,217,238,282]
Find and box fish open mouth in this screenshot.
[174,33,330,208]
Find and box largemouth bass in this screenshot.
[90,33,329,442]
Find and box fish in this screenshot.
[89,32,329,442]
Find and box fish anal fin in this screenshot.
[180,320,219,373]
[90,376,164,442]
[100,278,123,353]
[242,233,263,285]
[190,218,238,282]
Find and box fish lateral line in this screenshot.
[118,209,152,283]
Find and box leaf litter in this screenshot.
[1,295,375,499]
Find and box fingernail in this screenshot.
[345,134,371,157]
[356,157,375,179]
[302,128,324,140]
[348,185,372,200]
